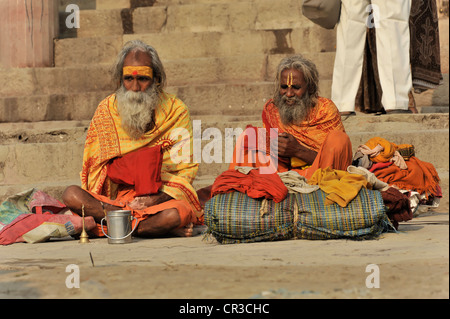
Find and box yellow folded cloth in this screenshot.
[308,167,368,207]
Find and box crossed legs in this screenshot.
[62,185,193,237]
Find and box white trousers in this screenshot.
[331,0,412,112]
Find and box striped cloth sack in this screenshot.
[204,191,297,244]
[294,189,394,240]
[204,189,394,244]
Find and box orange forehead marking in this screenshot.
[287,72,294,88]
[123,66,153,79]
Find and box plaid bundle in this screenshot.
[295,189,394,240]
[204,188,394,244]
[204,192,297,244]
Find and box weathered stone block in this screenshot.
[163,54,267,86]
[77,9,123,38]
[96,0,131,10]
[133,6,168,33]
[55,36,123,67]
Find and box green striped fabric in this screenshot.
[295,189,394,240]
[204,191,297,244]
[204,189,394,244]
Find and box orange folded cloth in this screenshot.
[373,156,441,198]
[362,137,409,169]
[212,168,288,203]
[364,137,396,163]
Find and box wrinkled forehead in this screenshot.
[123,50,152,67]
[280,68,305,83]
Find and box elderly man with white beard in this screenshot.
[62,40,202,238]
[229,55,353,180]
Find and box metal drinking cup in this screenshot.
[101,210,137,244]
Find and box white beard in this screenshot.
[274,92,313,125]
[116,85,160,140]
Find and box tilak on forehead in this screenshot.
[285,72,294,88]
[123,66,153,79]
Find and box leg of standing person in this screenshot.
[332,0,370,115]
[373,0,413,112]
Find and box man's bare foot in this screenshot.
[170,223,194,237]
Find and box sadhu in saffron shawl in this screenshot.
[229,97,351,179]
[262,97,345,153]
[81,92,202,228]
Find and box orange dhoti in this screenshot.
[87,188,197,237]
[294,130,352,179]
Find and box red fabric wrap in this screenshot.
[211,168,288,203]
[107,145,163,196]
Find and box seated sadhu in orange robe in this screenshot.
[62,40,202,238]
[229,55,352,179]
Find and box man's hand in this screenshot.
[128,192,173,210]
[277,132,302,158]
[275,132,318,165]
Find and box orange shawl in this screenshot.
[262,97,345,168]
[80,92,202,214]
[262,97,345,151]
[373,156,441,198]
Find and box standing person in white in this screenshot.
[332,0,413,115]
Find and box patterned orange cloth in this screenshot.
[262,97,346,153]
[80,92,202,222]
[229,97,352,180]
[262,97,347,172]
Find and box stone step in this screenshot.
[418,106,449,113]
[154,0,249,5]
[54,29,334,67]
[73,0,321,38]
[0,65,114,98]
[3,76,449,124]
[0,53,334,98]
[134,1,321,33]
[0,91,110,123]
[0,82,296,123]
[0,83,272,123]
[1,114,448,193]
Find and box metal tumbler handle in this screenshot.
[100,216,138,240]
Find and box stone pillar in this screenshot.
[0,0,59,68]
